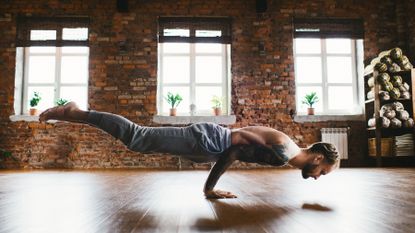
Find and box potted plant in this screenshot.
[56,98,69,106]
[302,92,319,115]
[0,149,13,162]
[165,92,183,116]
[0,149,18,169]
[211,96,223,116]
[29,92,41,116]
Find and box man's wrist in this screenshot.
[203,188,213,193]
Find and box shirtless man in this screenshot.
[39,102,340,199]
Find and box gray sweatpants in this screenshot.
[86,111,232,162]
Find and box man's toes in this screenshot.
[39,109,51,121]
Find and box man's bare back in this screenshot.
[231,126,291,147]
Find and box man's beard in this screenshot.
[302,163,319,179]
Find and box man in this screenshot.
[39,102,340,199]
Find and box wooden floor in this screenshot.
[0,168,414,233]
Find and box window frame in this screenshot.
[157,42,231,116]
[157,17,232,116]
[14,16,90,116]
[294,38,361,115]
[22,46,89,114]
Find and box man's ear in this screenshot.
[314,154,324,163]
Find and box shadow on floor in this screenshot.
[97,209,155,233]
[301,203,333,212]
[193,200,291,231]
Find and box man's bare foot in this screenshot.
[39,102,87,122]
[205,189,237,199]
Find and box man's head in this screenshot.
[302,142,340,180]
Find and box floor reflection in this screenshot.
[193,200,290,230]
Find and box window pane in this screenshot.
[29,47,56,53]
[60,86,88,110]
[162,86,189,114]
[162,56,190,83]
[28,56,56,83]
[295,57,322,83]
[295,39,321,54]
[27,86,55,112]
[162,43,189,54]
[297,86,323,113]
[62,28,88,40]
[61,56,89,84]
[163,29,189,37]
[195,56,222,83]
[326,39,351,54]
[30,30,56,40]
[328,86,353,110]
[195,30,221,37]
[62,47,89,54]
[327,57,353,83]
[195,43,222,53]
[195,87,222,111]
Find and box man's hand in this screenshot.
[203,148,238,199]
[205,189,237,199]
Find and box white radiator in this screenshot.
[321,128,349,159]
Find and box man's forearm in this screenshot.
[204,147,238,192]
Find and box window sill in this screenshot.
[152,115,236,125]
[9,115,237,125]
[9,115,58,123]
[10,115,39,122]
[294,114,365,122]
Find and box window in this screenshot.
[14,17,90,115]
[24,43,89,112]
[157,17,231,116]
[293,18,364,115]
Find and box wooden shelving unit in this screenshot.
[365,69,415,167]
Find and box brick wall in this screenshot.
[403,0,415,62]
[0,0,413,169]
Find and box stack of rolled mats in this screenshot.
[367,102,414,128]
[366,47,413,100]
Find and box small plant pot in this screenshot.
[29,108,38,116]
[307,107,315,115]
[169,108,177,116]
[213,108,222,116]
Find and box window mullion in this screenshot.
[55,47,62,104]
[226,44,231,115]
[222,44,227,115]
[321,39,329,113]
[190,42,196,111]
[23,47,30,114]
[293,39,299,114]
[190,27,196,111]
[351,39,358,113]
[158,43,164,114]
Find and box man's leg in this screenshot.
[39,102,199,155]
[39,102,141,148]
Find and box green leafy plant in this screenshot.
[0,149,13,162]
[211,96,223,109]
[30,92,41,108]
[302,92,319,108]
[164,92,183,109]
[56,98,69,106]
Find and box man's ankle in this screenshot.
[77,110,89,122]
